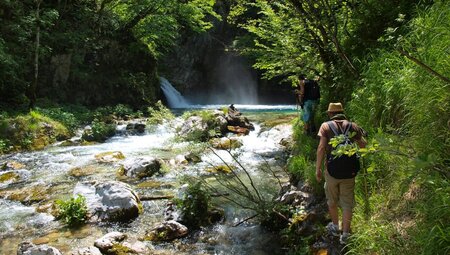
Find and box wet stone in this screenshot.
[94,151,125,163]
[68,165,98,177]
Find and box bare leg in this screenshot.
[342,209,353,233]
[328,204,339,226]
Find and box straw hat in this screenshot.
[327,102,344,113]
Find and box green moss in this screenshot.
[0,172,20,183]
[68,166,97,177]
[95,151,125,163]
[0,184,50,204]
[137,202,144,214]
[206,165,233,174]
[136,180,163,189]
[109,243,134,255]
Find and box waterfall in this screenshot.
[160,77,190,108]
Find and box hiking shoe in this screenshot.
[340,232,351,245]
[326,222,340,237]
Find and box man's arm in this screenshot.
[316,134,327,182]
[299,79,305,99]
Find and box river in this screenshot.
[0,105,297,255]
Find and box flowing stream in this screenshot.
[0,106,297,255]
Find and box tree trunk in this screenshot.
[29,0,41,110]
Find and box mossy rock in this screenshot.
[209,137,243,150]
[35,201,59,216]
[108,243,135,255]
[32,231,61,245]
[136,180,163,189]
[95,151,125,163]
[68,165,98,177]
[206,165,234,174]
[1,161,25,170]
[0,171,20,183]
[0,184,51,204]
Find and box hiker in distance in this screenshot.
[296,74,320,135]
[315,102,367,244]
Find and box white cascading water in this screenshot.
[160,77,190,108]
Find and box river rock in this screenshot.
[144,220,188,242]
[94,151,125,163]
[175,154,188,164]
[184,151,202,163]
[120,157,162,179]
[227,126,250,135]
[279,190,312,207]
[17,241,62,255]
[68,165,98,177]
[0,169,30,186]
[71,246,102,255]
[94,231,126,253]
[213,110,228,134]
[0,184,50,204]
[1,160,26,171]
[126,123,146,134]
[73,180,141,222]
[178,116,208,139]
[225,115,255,131]
[210,137,243,150]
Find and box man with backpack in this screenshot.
[297,74,320,135]
[315,102,367,244]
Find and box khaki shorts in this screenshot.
[324,170,355,210]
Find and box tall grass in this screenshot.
[346,1,450,254]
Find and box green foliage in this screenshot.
[55,194,88,227]
[173,181,210,228]
[36,107,80,133]
[0,139,7,154]
[112,104,134,119]
[147,100,175,125]
[178,109,222,142]
[83,119,116,142]
[111,0,219,58]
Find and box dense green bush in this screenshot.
[0,110,70,153]
[147,100,175,125]
[82,119,116,142]
[55,194,88,227]
[173,181,210,229]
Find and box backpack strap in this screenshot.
[326,121,340,137]
[327,120,352,137]
[343,121,352,136]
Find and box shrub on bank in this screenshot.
[55,194,88,227]
[0,110,70,153]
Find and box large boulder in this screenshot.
[178,116,208,141]
[120,157,162,179]
[73,181,141,222]
[17,241,62,255]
